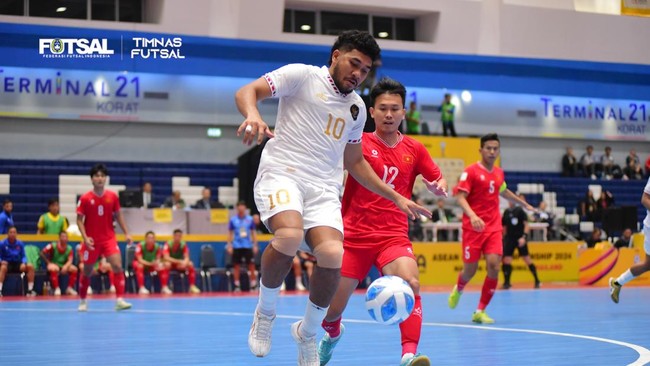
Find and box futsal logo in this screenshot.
[39,38,114,59]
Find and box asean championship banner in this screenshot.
[579,247,650,286]
[414,242,578,286]
[621,0,650,17]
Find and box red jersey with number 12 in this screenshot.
[76,190,120,244]
[453,162,505,233]
[342,132,442,242]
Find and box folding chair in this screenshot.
[200,244,231,292]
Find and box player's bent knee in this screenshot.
[270,227,303,257]
[312,241,343,269]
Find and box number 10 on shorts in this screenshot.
[268,189,291,210]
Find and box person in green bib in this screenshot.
[162,229,201,294]
[405,101,421,135]
[41,231,78,296]
[134,231,170,295]
[37,199,69,235]
[438,93,457,137]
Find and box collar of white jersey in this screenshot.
[322,66,350,98]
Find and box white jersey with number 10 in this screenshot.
[257,63,366,189]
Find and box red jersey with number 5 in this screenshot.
[76,190,120,244]
[342,132,442,242]
[453,162,505,233]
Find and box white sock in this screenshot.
[295,276,303,285]
[257,280,281,316]
[616,269,636,286]
[28,282,34,291]
[0,283,3,291]
[300,300,328,338]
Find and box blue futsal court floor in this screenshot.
[1,286,649,366]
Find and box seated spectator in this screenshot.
[585,227,603,248]
[623,156,643,180]
[596,190,615,221]
[162,229,201,294]
[600,146,622,180]
[37,198,69,235]
[0,199,15,234]
[141,182,155,208]
[533,201,555,240]
[40,231,78,296]
[580,145,598,179]
[561,147,579,177]
[77,243,115,295]
[134,231,170,295]
[431,198,456,241]
[614,228,633,249]
[193,187,224,209]
[0,226,36,296]
[579,190,598,222]
[162,190,186,210]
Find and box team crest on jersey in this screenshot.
[402,155,414,164]
[350,104,359,121]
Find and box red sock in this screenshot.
[135,267,144,289]
[79,274,90,300]
[49,271,59,289]
[400,295,422,356]
[456,273,469,292]
[68,271,77,290]
[159,269,169,288]
[114,272,125,296]
[478,277,498,311]
[187,266,196,286]
[322,316,342,338]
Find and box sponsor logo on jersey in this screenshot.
[350,104,359,121]
[371,149,379,158]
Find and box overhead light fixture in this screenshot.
[207,127,222,138]
[300,24,311,31]
[378,32,389,38]
[56,7,67,12]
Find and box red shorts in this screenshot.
[341,236,415,282]
[461,229,503,263]
[82,240,120,265]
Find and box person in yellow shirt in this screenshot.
[37,199,69,235]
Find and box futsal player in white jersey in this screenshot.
[235,30,431,365]
[609,176,650,303]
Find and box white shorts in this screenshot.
[643,225,650,255]
[254,170,343,235]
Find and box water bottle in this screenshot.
[42,281,50,296]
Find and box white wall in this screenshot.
[1,0,649,65]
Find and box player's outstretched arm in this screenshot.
[424,177,448,197]
[641,192,650,211]
[235,77,275,145]
[344,143,431,220]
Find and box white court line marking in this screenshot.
[3,308,649,366]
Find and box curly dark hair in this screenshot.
[328,30,381,66]
[370,77,406,108]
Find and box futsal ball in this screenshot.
[365,275,415,325]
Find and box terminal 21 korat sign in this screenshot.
[0,66,264,124]
[409,88,650,141]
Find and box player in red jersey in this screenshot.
[318,78,448,366]
[76,163,132,312]
[447,133,533,324]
